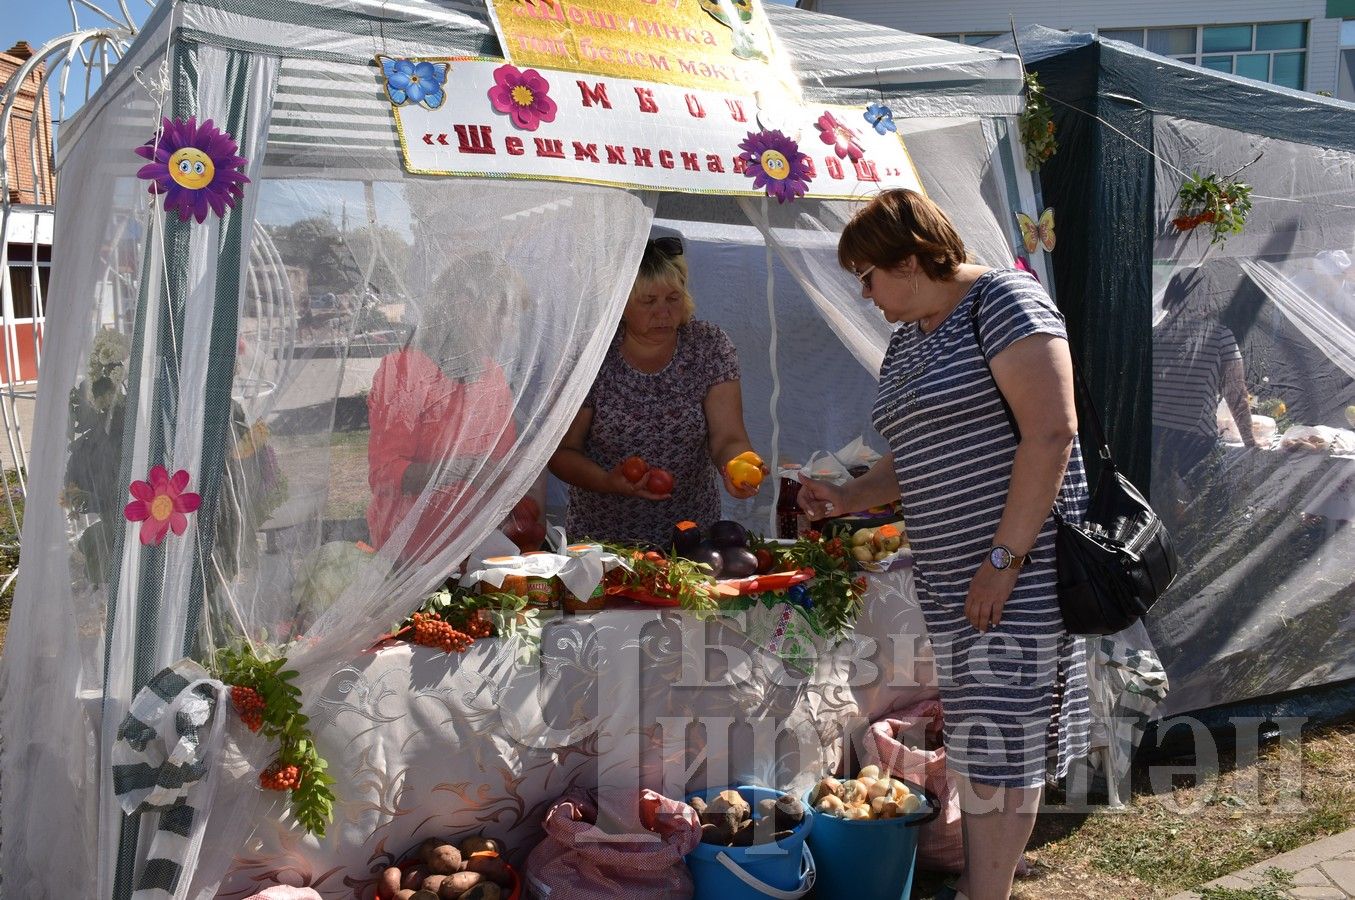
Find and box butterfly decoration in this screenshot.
[864,101,897,136]
[1016,208,1056,254]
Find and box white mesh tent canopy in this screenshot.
[0,2,1038,897]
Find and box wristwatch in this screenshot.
[988,544,1029,571]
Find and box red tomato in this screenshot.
[645,467,675,494]
[512,495,541,521]
[754,548,774,574]
[620,456,649,484]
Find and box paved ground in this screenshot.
[1170,827,1355,899]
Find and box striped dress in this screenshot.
[872,268,1091,788]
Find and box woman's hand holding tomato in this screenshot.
[608,457,672,501]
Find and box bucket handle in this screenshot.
[714,843,816,900]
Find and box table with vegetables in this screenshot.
[218,512,938,897]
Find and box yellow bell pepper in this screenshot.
[725,451,765,490]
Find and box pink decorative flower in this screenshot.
[134,117,250,223]
[487,65,558,131]
[1014,255,1040,282]
[738,129,813,204]
[815,111,864,161]
[125,466,202,546]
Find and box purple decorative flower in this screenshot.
[737,129,812,204]
[816,111,864,161]
[380,57,448,109]
[134,117,250,223]
[487,64,558,131]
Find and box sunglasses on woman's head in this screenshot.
[854,264,876,291]
[649,236,684,258]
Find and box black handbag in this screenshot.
[970,295,1178,635]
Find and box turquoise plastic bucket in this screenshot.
[686,785,816,900]
[801,781,937,900]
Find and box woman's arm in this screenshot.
[1222,357,1256,447]
[547,406,671,500]
[703,379,766,499]
[797,452,900,520]
[967,333,1078,632]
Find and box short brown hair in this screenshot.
[630,240,696,324]
[837,189,967,282]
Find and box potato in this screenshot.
[851,528,875,547]
[461,884,502,900]
[866,780,891,801]
[465,855,512,887]
[898,792,923,814]
[815,795,845,814]
[700,821,734,845]
[402,866,429,890]
[421,874,448,894]
[857,776,878,789]
[857,765,881,780]
[379,866,404,900]
[439,871,483,896]
[843,804,872,820]
[458,836,503,858]
[707,790,750,822]
[851,545,874,562]
[410,891,439,900]
[419,838,453,863]
[729,818,756,847]
[393,891,416,900]
[425,844,463,876]
[689,796,707,816]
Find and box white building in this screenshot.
[798,0,1355,100]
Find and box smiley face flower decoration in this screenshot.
[135,117,250,223]
[816,111,864,162]
[124,465,201,546]
[738,129,812,204]
[487,64,558,131]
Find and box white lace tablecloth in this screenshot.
[217,569,935,899]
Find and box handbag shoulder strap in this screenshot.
[968,273,1115,468]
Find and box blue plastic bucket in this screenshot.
[686,785,816,900]
[801,781,937,900]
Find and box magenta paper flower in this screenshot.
[1014,255,1040,281]
[738,129,813,204]
[135,117,250,223]
[487,65,558,131]
[125,466,202,546]
[815,111,864,161]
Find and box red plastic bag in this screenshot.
[523,789,701,900]
[868,701,1032,876]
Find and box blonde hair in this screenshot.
[838,189,967,282]
[629,241,696,324]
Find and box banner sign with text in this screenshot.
[382,56,922,202]
[485,0,800,101]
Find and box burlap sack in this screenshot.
[523,789,701,899]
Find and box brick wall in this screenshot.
[1,41,56,207]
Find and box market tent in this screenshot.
[0,2,1048,897]
[985,26,1355,722]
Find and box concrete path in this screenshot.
[1170,828,1355,899]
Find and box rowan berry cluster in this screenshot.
[411,612,473,653]
[259,762,301,791]
[230,684,265,732]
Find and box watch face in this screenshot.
[989,546,1012,569]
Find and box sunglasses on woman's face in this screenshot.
[649,236,684,258]
[855,264,876,291]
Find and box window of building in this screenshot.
[1097,22,1307,88]
[931,32,1003,47]
[1339,20,1355,101]
[5,244,51,321]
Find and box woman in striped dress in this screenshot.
[799,190,1091,900]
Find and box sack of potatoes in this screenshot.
[380,834,514,900]
[808,765,925,821]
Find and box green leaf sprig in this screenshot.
[1018,72,1058,171]
[1172,155,1261,244]
[211,645,337,837]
